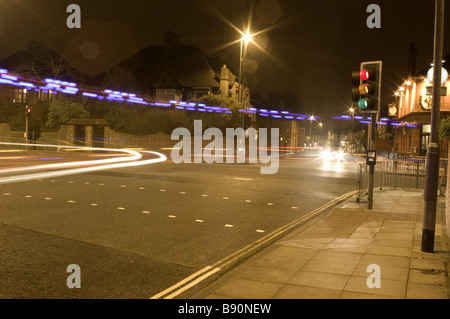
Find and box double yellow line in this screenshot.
[150,190,359,299]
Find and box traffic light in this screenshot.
[352,61,382,113]
[25,106,31,118]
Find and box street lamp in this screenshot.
[349,107,355,141]
[239,31,253,107]
[309,115,315,144]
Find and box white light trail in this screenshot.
[0,143,167,184]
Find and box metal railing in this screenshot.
[357,153,448,201]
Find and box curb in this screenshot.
[150,190,359,299]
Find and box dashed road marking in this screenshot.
[25,195,32,198]
[225,224,234,228]
[90,203,98,206]
[3,192,11,196]
[139,187,145,190]
[117,207,126,210]
[223,197,229,200]
[84,182,90,185]
[180,191,186,195]
[67,200,76,203]
[195,219,204,223]
[120,185,126,188]
[201,194,208,197]
[245,199,252,203]
[256,229,265,233]
[142,211,151,214]
[168,215,177,218]
[292,206,298,209]
[267,202,274,206]
[160,189,166,192]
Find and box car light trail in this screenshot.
[0,143,167,184]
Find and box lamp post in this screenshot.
[239,32,253,107]
[319,122,323,146]
[309,115,315,145]
[349,107,354,141]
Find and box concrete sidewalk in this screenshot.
[196,189,450,299]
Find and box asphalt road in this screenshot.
[0,150,360,298]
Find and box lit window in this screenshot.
[156,89,181,102]
[12,89,26,103]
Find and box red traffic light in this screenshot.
[360,69,369,80]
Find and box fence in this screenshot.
[356,152,448,201]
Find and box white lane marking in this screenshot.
[84,182,90,185]
[201,194,208,197]
[117,207,126,210]
[195,219,204,223]
[256,229,265,233]
[68,181,74,184]
[160,189,166,192]
[225,224,234,228]
[44,197,52,200]
[3,192,11,195]
[168,215,177,218]
[120,185,126,188]
[267,202,274,206]
[234,177,252,181]
[139,187,145,190]
[142,211,151,214]
[180,191,186,195]
[90,203,98,206]
[99,183,105,186]
[245,199,252,203]
[67,200,76,203]
[222,197,229,200]
[25,195,32,198]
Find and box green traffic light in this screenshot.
[358,99,368,109]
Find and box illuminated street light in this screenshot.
[349,106,354,141]
[239,31,254,107]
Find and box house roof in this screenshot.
[117,40,221,90]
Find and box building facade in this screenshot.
[393,56,450,157]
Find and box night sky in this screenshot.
[1,0,450,121]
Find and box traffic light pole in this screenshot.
[367,115,375,210]
[422,0,445,253]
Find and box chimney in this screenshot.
[220,65,230,96]
[407,42,418,77]
[163,31,180,52]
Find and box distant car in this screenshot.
[320,148,345,162]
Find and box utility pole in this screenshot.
[422,0,445,253]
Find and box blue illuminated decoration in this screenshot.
[82,92,98,98]
[1,74,18,81]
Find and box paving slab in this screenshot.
[197,189,450,300]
